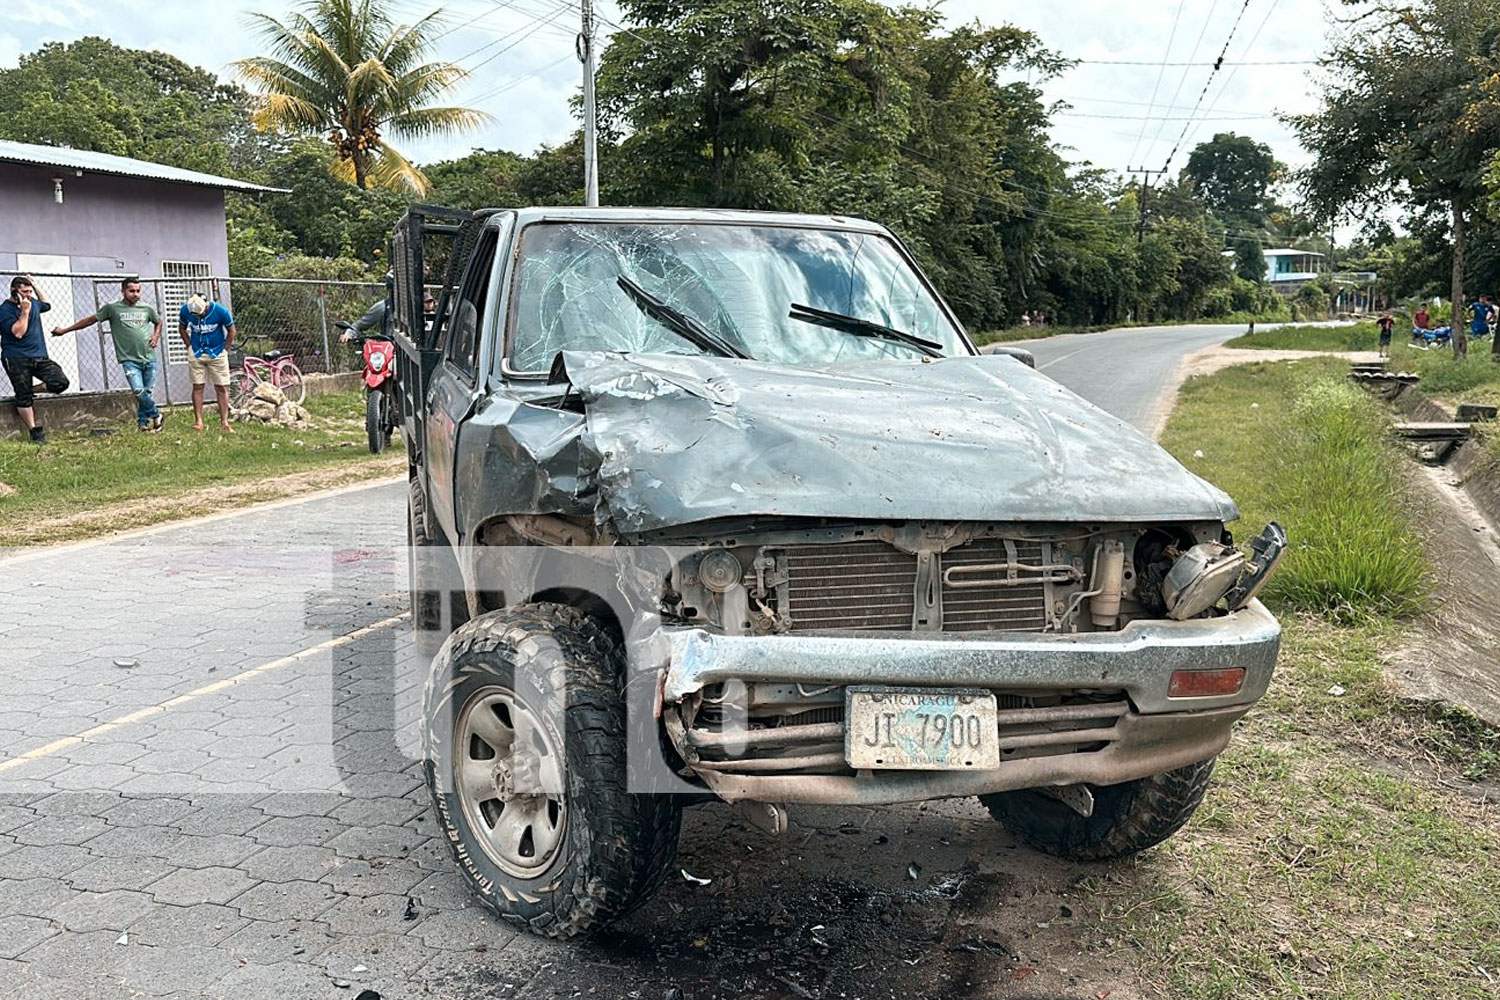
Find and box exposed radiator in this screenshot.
[781,541,916,630]
[939,538,1050,632]
[774,538,1063,632]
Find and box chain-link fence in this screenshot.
[1,272,386,406]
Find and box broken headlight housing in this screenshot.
[1162,522,1286,620]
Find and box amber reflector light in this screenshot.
[1168,667,1246,698]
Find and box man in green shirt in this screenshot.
[52,277,165,431]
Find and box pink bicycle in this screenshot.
[230,349,306,408]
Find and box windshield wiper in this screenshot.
[788,303,944,358]
[616,275,750,360]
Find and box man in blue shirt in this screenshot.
[179,293,237,431]
[1,275,70,443]
[1470,295,1492,338]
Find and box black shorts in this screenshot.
[2,355,70,408]
[1378,332,1392,345]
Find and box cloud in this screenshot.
[0,33,21,70]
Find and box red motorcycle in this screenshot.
[337,321,398,453]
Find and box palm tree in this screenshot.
[233,0,488,194]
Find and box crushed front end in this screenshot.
[644,518,1284,805]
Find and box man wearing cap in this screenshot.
[180,294,236,431]
[1,275,69,443]
[52,278,165,432]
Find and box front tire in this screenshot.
[424,604,681,938]
[366,390,384,454]
[278,363,306,405]
[979,758,1216,861]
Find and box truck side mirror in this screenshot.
[984,345,1036,368]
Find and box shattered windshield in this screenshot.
[506,222,966,371]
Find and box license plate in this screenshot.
[845,687,1000,770]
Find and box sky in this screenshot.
[0,0,1335,183]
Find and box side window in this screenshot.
[446,230,498,379]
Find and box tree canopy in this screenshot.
[0,37,263,178]
[1182,132,1282,236]
[1293,0,1500,356]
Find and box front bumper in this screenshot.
[662,599,1281,714]
[655,601,1280,806]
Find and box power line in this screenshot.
[464,52,575,105]
[1142,0,1222,170]
[1126,0,1184,170]
[1157,0,1255,176]
[1074,58,1314,66]
[1054,93,1275,116]
[462,1,576,75]
[1058,111,1275,121]
[1177,0,1286,156]
[448,0,576,70]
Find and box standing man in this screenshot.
[1470,294,1492,340]
[0,275,70,443]
[51,278,164,432]
[1376,310,1394,359]
[1413,302,1430,331]
[180,293,236,431]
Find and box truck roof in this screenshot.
[496,206,893,234]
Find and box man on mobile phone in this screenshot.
[0,275,70,443]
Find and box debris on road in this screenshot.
[681,869,712,886]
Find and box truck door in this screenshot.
[425,226,499,545]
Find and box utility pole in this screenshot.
[578,0,599,207]
[1126,167,1165,243]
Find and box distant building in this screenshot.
[1261,248,1324,286]
[0,139,281,401]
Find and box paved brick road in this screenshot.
[0,480,1131,1000]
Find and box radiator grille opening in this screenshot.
[940,538,1050,632]
[782,542,916,630]
[775,538,1058,633]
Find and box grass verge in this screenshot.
[0,388,402,546]
[1161,355,1425,618]
[1388,341,1500,462]
[1094,354,1500,999]
[1224,322,1380,352]
[974,312,1284,347]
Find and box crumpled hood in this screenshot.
[555,351,1238,534]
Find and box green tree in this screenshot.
[1233,238,1267,283]
[233,0,487,194]
[1182,132,1282,234]
[425,148,526,209]
[1293,0,1500,358]
[0,37,264,177]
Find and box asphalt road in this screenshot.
[1003,322,1255,431]
[0,325,1250,1000]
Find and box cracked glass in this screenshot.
[505,222,966,372]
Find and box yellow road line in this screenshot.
[0,611,410,775]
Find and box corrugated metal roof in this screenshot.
[0,139,287,193]
[1263,248,1324,257]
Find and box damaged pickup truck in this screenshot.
[391,206,1286,938]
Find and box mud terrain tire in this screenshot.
[979,758,1216,861]
[424,603,681,938]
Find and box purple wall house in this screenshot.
[0,140,282,404]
